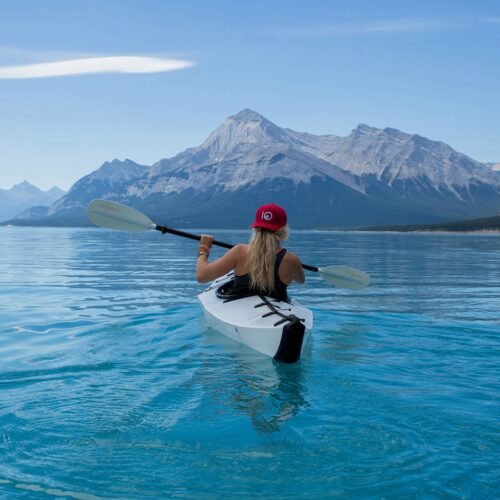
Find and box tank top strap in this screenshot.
[275,248,287,268]
[272,249,289,301]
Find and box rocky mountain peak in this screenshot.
[88,159,148,183]
[351,124,381,137]
[46,186,66,197]
[352,124,411,143]
[230,108,268,123]
[199,109,292,158]
[384,127,411,141]
[10,180,41,194]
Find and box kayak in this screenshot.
[198,272,313,363]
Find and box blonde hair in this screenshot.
[248,225,289,294]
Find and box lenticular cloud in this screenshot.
[0,56,194,79]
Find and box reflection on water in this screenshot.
[237,359,308,434]
[200,328,309,433]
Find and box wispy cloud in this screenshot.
[0,56,194,79]
[265,19,447,37]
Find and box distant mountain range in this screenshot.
[4,109,500,228]
[0,182,65,222]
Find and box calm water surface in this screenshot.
[0,227,498,498]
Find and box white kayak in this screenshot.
[198,272,313,363]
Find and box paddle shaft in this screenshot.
[86,199,368,288]
[155,224,319,273]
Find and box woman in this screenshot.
[196,203,305,301]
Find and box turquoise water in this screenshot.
[0,227,498,498]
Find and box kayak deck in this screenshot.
[198,273,313,362]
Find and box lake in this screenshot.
[0,227,498,498]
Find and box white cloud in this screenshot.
[266,19,446,37]
[0,56,194,79]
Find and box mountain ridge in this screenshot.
[6,109,500,228]
[0,182,65,222]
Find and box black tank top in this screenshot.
[231,248,289,301]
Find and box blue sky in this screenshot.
[1,0,499,190]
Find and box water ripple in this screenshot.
[0,227,498,497]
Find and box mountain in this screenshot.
[42,159,149,224]
[125,110,368,227]
[9,110,500,228]
[0,181,65,222]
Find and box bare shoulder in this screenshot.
[228,243,249,265]
[284,250,302,265]
[232,243,249,256]
[283,250,305,283]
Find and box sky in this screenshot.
[0,0,499,190]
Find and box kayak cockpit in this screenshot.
[198,273,313,363]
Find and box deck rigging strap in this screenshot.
[256,295,305,327]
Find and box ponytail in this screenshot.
[248,226,289,294]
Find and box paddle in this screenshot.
[87,199,370,290]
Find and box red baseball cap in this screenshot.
[251,203,287,231]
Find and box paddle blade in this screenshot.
[318,265,370,290]
[87,199,155,232]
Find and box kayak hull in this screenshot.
[198,273,313,362]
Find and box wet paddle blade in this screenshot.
[87,199,156,232]
[318,265,370,290]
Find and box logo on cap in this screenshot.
[262,211,273,221]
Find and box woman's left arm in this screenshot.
[196,236,241,283]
